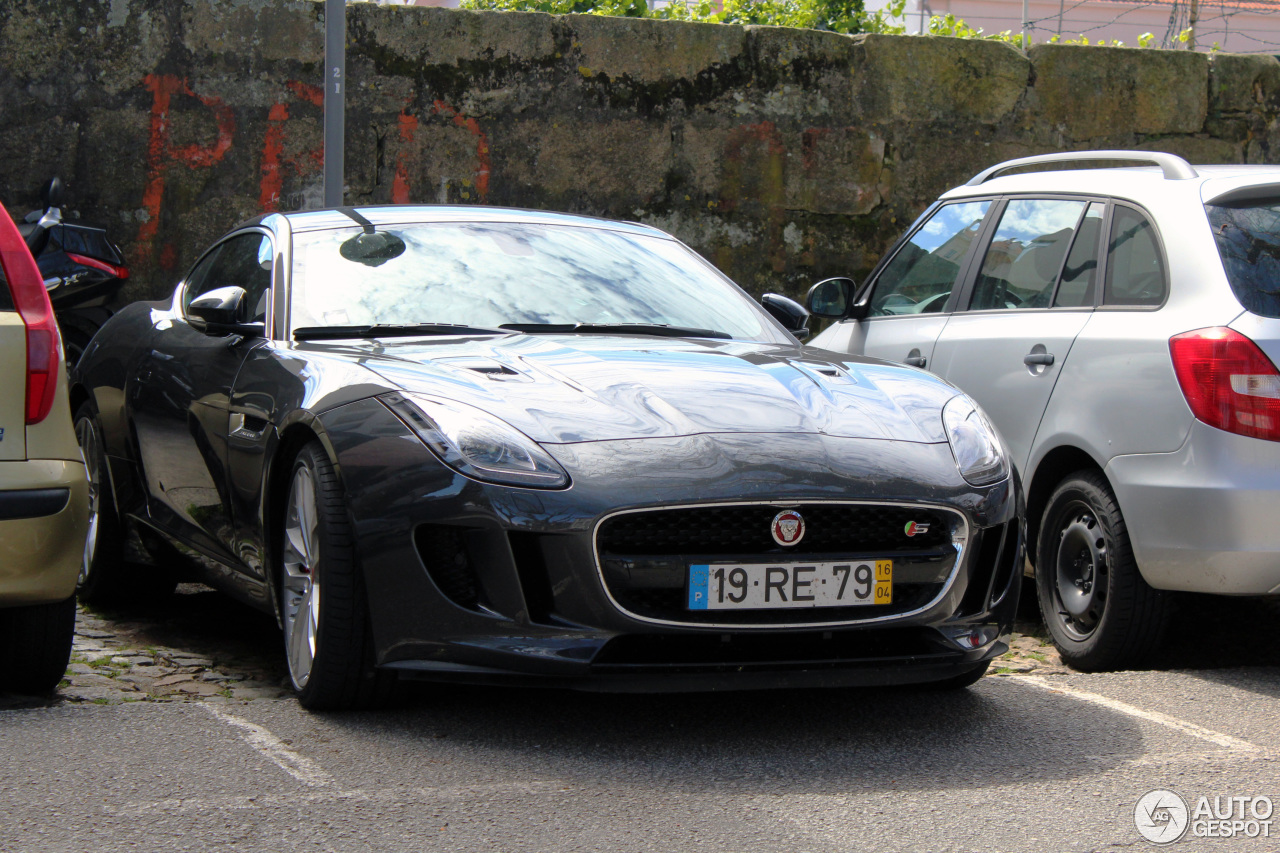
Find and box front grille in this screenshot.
[598,503,951,555]
[596,502,963,626]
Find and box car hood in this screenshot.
[309,335,957,445]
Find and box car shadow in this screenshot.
[304,676,1148,796]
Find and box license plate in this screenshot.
[687,560,892,611]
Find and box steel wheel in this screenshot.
[282,464,322,690]
[1051,501,1108,640]
[75,414,103,587]
[1036,470,1170,672]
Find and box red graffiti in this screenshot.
[259,82,325,212]
[392,101,491,204]
[392,112,419,204]
[137,74,236,260]
[801,128,832,173]
[431,101,491,200]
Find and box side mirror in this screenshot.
[761,293,809,339]
[188,286,264,337]
[805,277,857,319]
[40,177,64,210]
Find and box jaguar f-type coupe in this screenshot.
[72,206,1022,709]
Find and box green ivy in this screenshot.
[460,0,1184,45]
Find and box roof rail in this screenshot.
[966,150,1198,186]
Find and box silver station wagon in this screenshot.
[808,150,1280,671]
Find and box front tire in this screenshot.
[279,441,395,710]
[74,403,174,606]
[1036,471,1170,671]
[0,596,76,694]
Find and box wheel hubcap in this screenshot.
[281,466,321,690]
[76,416,102,587]
[1053,503,1108,639]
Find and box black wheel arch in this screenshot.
[262,413,348,625]
[1025,445,1108,570]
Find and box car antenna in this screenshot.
[336,206,377,234]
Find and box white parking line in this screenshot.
[200,704,334,788]
[1010,675,1262,754]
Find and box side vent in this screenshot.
[987,522,1020,609]
[957,523,1006,617]
[414,524,480,609]
[508,532,556,624]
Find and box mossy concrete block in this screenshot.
[571,15,745,85]
[355,5,560,68]
[1209,53,1280,115]
[851,34,1030,125]
[1030,44,1208,138]
[503,118,675,205]
[183,0,322,65]
[1136,136,1242,165]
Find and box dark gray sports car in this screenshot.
[72,206,1022,709]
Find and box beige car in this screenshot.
[0,198,87,694]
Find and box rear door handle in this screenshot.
[1023,352,1055,366]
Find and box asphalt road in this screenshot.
[2,592,1278,853]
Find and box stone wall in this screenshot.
[1,0,1278,302]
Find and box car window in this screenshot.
[867,201,991,317]
[1103,206,1166,307]
[1053,202,1104,308]
[969,199,1088,311]
[289,223,779,342]
[182,233,273,323]
[1205,197,1280,319]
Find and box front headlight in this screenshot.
[942,394,1008,487]
[382,392,569,489]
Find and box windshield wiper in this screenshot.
[293,323,508,341]
[498,323,732,340]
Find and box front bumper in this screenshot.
[321,398,1022,687]
[1109,421,1280,595]
[0,459,88,606]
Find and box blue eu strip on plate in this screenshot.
[688,564,710,610]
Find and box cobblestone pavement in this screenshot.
[0,584,291,710]
[6,578,1278,710]
[1,582,1070,710]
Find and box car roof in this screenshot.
[238,205,673,239]
[940,159,1280,205]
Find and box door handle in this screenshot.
[1023,352,1055,366]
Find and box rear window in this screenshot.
[1206,200,1280,319]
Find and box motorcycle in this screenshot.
[20,178,129,367]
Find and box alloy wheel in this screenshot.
[281,464,322,690]
[75,416,102,587]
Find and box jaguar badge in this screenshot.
[771,509,805,547]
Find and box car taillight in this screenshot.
[0,203,60,425]
[1169,327,1280,442]
[66,252,129,280]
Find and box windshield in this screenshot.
[1206,200,1280,319]
[288,222,778,341]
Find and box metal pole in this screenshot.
[1022,0,1029,47]
[1187,0,1198,48]
[323,0,346,208]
